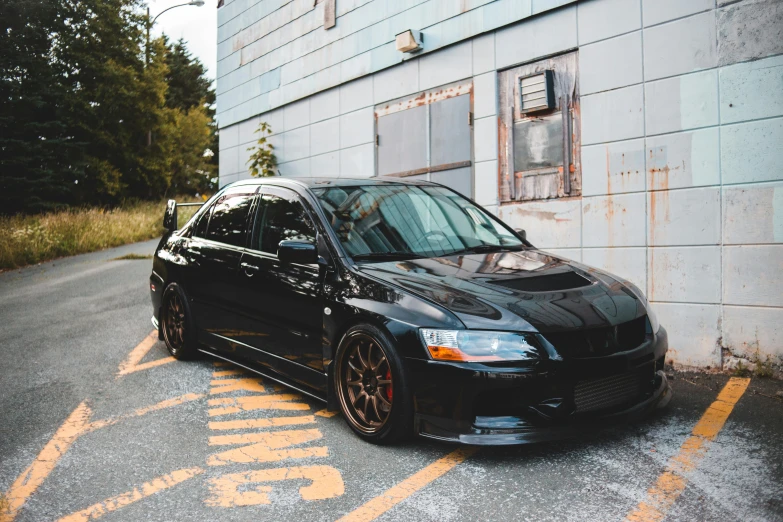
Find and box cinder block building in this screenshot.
[216,0,783,370]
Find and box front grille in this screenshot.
[573,372,641,413]
[543,315,649,357]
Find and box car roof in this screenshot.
[229,176,438,190]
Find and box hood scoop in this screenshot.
[489,271,592,292]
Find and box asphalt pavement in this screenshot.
[1,240,781,522]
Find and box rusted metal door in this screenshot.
[375,81,474,197]
[499,52,581,202]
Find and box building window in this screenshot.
[498,52,581,202]
[374,81,473,197]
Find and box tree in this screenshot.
[1,0,217,214]
[163,37,217,194]
[162,105,215,196]
[164,38,215,112]
[56,0,173,202]
[0,0,77,214]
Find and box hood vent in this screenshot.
[490,271,591,292]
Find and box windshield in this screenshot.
[312,184,524,260]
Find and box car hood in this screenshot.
[355,249,646,333]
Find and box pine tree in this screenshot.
[0,0,77,214]
[56,0,170,202]
[164,37,217,194]
[2,0,217,213]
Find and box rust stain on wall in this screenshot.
[374,83,473,118]
[649,157,671,300]
[514,208,571,223]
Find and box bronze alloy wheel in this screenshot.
[337,333,394,434]
[163,292,186,354]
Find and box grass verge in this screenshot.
[112,253,154,261]
[0,200,199,270]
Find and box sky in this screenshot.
[150,0,219,82]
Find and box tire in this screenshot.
[334,324,413,444]
[160,283,198,360]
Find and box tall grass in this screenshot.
[0,200,199,270]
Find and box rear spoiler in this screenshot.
[164,199,204,232]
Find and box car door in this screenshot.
[234,186,326,389]
[184,186,257,354]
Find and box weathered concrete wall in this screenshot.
[217,0,783,369]
[216,0,573,128]
[498,0,783,369]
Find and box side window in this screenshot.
[257,195,316,255]
[193,205,212,238]
[205,194,254,247]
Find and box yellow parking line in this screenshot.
[209,378,266,395]
[1,393,205,522]
[315,408,339,418]
[208,394,310,416]
[1,402,92,522]
[116,330,174,377]
[336,447,478,522]
[208,415,316,431]
[626,377,751,522]
[57,467,204,522]
[85,393,205,433]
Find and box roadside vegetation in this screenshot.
[0,201,198,270]
[1,0,216,268]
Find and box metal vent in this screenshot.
[519,70,555,114]
[574,372,641,413]
[490,271,591,292]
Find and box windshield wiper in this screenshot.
[444,244,523,256]
[351,252,426,261]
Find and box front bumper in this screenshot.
[407,328,671,446]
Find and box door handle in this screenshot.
[241,262,259,276]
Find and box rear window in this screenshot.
[203,194,254,247]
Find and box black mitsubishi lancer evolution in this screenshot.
[150,177,671,445]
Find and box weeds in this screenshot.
[0,200,199,270]
[754,357,775,379]
[112,253,153,261]
[733,360,752,378]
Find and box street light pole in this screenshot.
[145,0,205,146]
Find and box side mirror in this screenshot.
[514,228,527,242]
[164,199,178,232]
[278,240,318,265]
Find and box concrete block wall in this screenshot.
[498,0,783,369]
[215,0,577,129]
[218,29,500,194]
[218,0,783,369]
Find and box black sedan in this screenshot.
[150,177,671,445]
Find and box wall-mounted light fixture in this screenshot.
[396,30,422,53]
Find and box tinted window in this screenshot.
[205,194,254,247]
[193,205,212,238]
[258,195,315,255]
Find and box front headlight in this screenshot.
[420,329,539,362]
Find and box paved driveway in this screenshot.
[1,240,781,522]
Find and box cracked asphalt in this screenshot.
[1,240,782,521]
